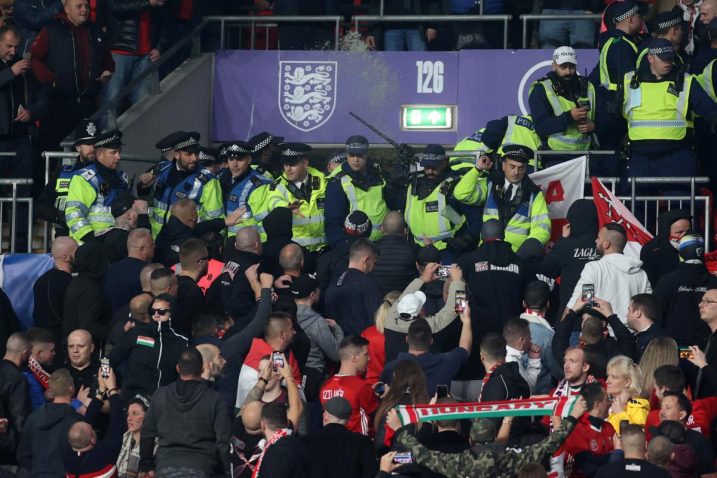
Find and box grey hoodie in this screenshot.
[296,304,344,373]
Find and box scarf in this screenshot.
[252,428,292,478]
[395,397,577,426]
[478,363,500,402]
[552,375,597,399]
[678,1,701,54]
[28,357,50,390]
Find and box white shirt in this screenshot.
[506,344,542,393]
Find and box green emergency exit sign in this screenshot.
[401,105,456,131]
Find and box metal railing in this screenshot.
[205,15,342,51]
[535,150,615,174]
[0,178,34,253]
[520,13,603,48]
[354,15,512,49]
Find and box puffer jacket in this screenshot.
[106,0,170,54]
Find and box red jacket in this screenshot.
[361,325,384,385]
[645,396,717,440]
[558,414,615,478]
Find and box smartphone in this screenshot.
[678,347,694,360]
[436,384,449,399]
[393,452,413,465]
[100,357,110,379]
[271,352,284,372]
[581,284,595,307]
[374,382,386,396]
[576,99,591,111]
[455,290,467,314]
[437,265,450,279]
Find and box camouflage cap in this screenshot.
[470,418,497,444]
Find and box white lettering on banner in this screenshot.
[416,61,444,94]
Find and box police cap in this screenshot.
[93,129,123,149]
[198,147,220,165]
[281,143,312,165]
[171,132,201,153]
[654,9,682,31]
[73,119,99,146]
[345,135,369,156]
[420,144,447,168]
[250,132,284,153]
[647,38,676,60]
[155,131,187,153]
[501,144,534,163]
[221,141,253,160]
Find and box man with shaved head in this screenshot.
[196,343,227,381]
[66,329,99,396]
[372,210,417,295]
[105,228,156,312]
[0,332,31,458]
[568,222,651,326]
[33,236,78,350]
[108,264,163,346]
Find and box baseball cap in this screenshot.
[345,135,369,156]
[397,291,426,319]
[552,46,577,66]
[679,231,705,262]
[648,38,676,60]
[649,420,686,444]
[344,210,372,237]
[420,144,447,168]
[324,397,352,421]
[111,192,135,218]
[470,418,497,444]
[289,273,318,299]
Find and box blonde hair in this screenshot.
[374,290,401,334]
[639,337,678,398]
[607,355,643,397]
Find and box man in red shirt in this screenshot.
[320,336,379,436]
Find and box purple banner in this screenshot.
[212,49,599,145]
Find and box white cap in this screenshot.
[397,291,427,319]
[553,46,577,66]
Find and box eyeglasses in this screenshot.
[151,308,170,316]
[700,299,717,305]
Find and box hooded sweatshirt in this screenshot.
[62,241,111,344]
[139,380,231,475]
[541,199,600,315]
[296,303,344,374]
[16,402,83,477]
[640,209,692,287]
[567,253,652,325]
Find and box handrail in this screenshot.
[0,178,34,253]
[204,16,343,50]
[520,13,603,48]
[354,15,512,49]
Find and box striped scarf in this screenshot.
[28,357,50,390]
[395,397,577,426]
[252,428,292,478]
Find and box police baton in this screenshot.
[349,112,401,148]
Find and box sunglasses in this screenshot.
[151,308,170,316]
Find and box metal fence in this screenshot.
[0,178,34,253]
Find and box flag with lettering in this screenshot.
[529,156,587,242]
[591,177,653,258]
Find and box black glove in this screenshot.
[445,231,476,255]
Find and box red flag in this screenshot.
[591,177,653,257]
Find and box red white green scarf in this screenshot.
[396,397,577,426]
[252,428,292,478]
[28,357,50,390]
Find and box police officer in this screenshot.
[590,0,643,169]
[325,150,346,175]
[325,135,388,251]
[218,141,270,240]
[198,147,223,178]
[252,143,328,252]
[454,115,543,172]
[529,47,596,168]
[695,19,717,193]
[637,11,686,70]
[249,131,284,180]
[137,132,224,237]
[37,119,99,235]
[621,39,717,183]
[65,130,129,242]
[454,144,551,253]
[404,144,480,259]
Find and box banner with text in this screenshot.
[212,49,599,145]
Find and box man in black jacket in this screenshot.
[656,232,717,346]
[0,332,31,464]
[173,238,208,338]
[139,347,231,477]
[371,211,417,296]
[640,209,692,288]
[306,396,377,478]
[478,333,531,447]
[541,199,599,316]
[106,0,168,109]
[254,402,311,478]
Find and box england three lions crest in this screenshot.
[279,61,337,132]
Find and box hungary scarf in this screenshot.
[395,396,577,426]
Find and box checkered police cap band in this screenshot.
[421,153,446,162]
[225,143,252,155]
[614,4,639,23]
[199,150,217,162]
[94,132,122,148]
[658,16,682,30]
[649,46,673,55]
[174,136,199,150]
[282,147,307,157]
[253,136,273,152]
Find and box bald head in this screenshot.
[196,343,219,364]
[51,236,78,270]
[140,263,163,291]
[242,401,264,434]
[235,227,261,254]
[171,199,198,228]
[127,228,154,261]
[279,243,303,273]
[67,329,94,368]
[150,268,177,296]
[130,293,153,323]
[68,422,95,451]
[382,211,406,236]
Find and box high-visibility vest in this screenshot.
[622,71,694,142]
[252,167,328,251]
[404,174,464,250]
[329,166,388,241]
[698,59,717,102]
[149,161,225,237]
[65,164,128,241]
[54,158,85,216]
[452,128,491,171]
[530,78,596,151]
[220,168,271,237]
[483,182,551,251]
[599,35,638,91]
